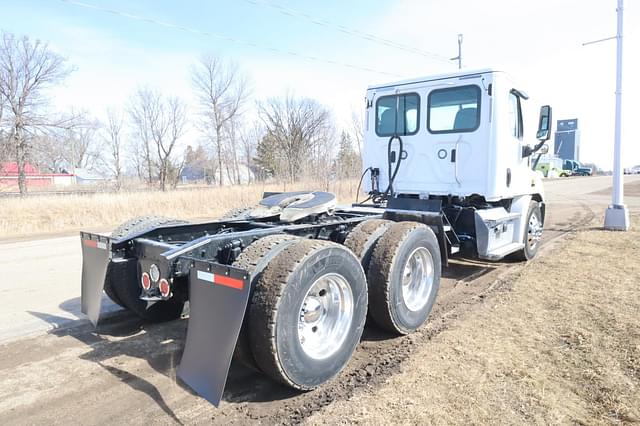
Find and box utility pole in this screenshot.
[604,0,629,230]
[450,34,463,69]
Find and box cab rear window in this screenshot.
[427,85,481,134]
[375,93,419,137]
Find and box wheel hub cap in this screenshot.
[298,273,354,360]
[528,212,543,249]
[302,297,323,323]
[401,247,435,312]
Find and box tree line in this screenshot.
[0,31,363,194]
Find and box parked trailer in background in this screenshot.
[81,69,552,405]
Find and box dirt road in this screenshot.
[1,176,638,425]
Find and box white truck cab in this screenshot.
[361,68,552,261]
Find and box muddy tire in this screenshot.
[367,221,441,335]
[105,216,188,322]
[249,239,367,390]
[512,201,543,261]
[343,219,393,274]
[231,234,301,369]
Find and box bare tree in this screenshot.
[191,55,248,185]
[129,88,155,185]
[257,94,333,182]
[0,95,6,161]
[0,32,74,194]
[223,117,244,184]
[350,109,364,159]
[30,133,67,172]
[103,108,124,189]
[128,87,187,191]
[63,117,101,169]
[239,121,262,184]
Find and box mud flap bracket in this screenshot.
[177,260,250,406]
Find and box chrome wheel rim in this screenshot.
[401,247,435,312]
[527,211,543,250]
[297,273,354,360]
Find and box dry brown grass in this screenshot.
[307,216,640,425]
[0,180,358,239]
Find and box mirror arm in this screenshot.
[532,153,543,171]
[522,140,547,158]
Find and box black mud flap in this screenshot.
[177,260,250,406]
[80,232,112,326]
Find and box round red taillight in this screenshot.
[159,279,171,298]
[141,272,151,290]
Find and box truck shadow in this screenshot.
[28,303,299,413]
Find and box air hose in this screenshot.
[386,134,403,196]
[369,135,404,205]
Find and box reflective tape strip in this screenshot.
[83,240,107,250]
[196,270,244,290]
[214,274,244,290]
[197,270,214,283]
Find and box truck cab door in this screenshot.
[424,84,484,189]
[364,91,421,191]
[508,89,528,189]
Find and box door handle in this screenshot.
[454,136,462,186]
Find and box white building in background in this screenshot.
[73,168,110,185]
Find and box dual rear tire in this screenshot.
[365,222,441,334]
[234,237,368,389]
[237,219,441,390]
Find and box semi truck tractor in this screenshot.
[80,68,552,406]
[563,159,592,176]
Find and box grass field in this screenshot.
[307,217,640,425]
[0,180,358,239]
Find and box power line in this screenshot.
[242,0,453,65]
[58,0,402,78]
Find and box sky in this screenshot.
[1,0,639,169]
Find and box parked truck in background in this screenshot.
[563,159,592,176]
[80,68,553,406]
[535,156,564,178]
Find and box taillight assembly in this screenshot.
[159,279,171,298]
[141,272,151,290]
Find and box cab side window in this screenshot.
[509,91,523,140]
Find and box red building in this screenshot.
[0,162,74,188]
